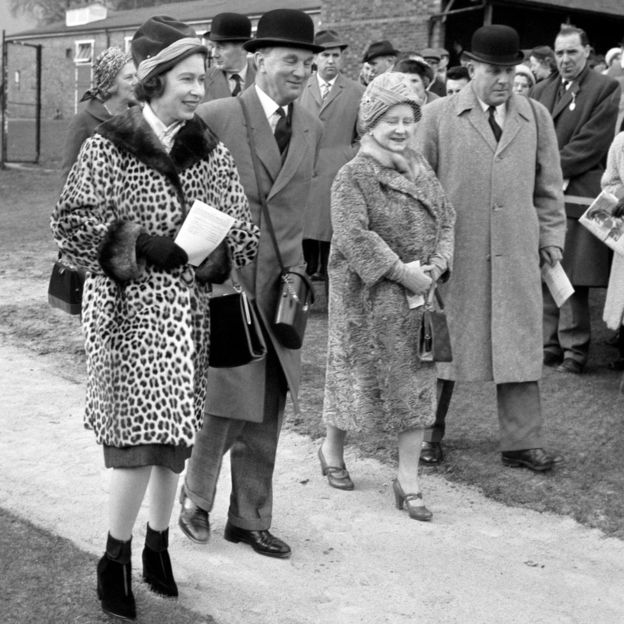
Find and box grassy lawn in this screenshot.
[2,161,624,560]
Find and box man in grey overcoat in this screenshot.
[178,9,323,558]
[415,25,566,472]
[202,13,256,101]
[299,29,363,279]
[531,24,620,375]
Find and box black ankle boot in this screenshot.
[142,524,178,598]
[97,533,136,621]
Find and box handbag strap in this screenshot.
[425,283,445,310]
[239,98,286,274]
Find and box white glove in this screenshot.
[388,260,432,295]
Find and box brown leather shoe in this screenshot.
[557,358,583,374]
[501,448,561,472]
[420,441,443,465]
[318,446,354,490]
[178,487,210,544]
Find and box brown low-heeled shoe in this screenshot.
[318,446,354,490]
[392,478,433,522]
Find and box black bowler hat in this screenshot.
[315,29,348,51]
[204,13,251,42]
[464,24,524,66]
[243,9,324,53]
[362,40,400,63]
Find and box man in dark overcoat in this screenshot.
[415,25,566,472]
[178,9,323,558]
[299,29,363,279]
[531,24,620,374]
[202,13,256,101]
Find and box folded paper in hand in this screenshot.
[579,190,624,256]
[541,261,574,308]
[175,199,235,266]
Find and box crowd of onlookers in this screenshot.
[52,9,624,621]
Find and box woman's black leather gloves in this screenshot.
[136,233,188,270]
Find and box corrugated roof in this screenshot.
[499,0,624,17]
[7,0,319,39]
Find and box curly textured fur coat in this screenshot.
[322,144,455,433]
[51,107,259,447]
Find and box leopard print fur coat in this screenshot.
[51,107,259,448]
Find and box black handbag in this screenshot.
[48,255,85,315]
[274,268,314,349]
[239,99,315,350]
[418,285,452,363]
[209,283,267,368]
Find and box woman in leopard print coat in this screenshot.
[51,16,259,620]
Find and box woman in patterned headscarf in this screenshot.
[318,72,455,522]
[60,47,137,182]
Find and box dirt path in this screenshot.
[1,342,624,624]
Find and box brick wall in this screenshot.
[320,0,444,80]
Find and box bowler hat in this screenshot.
[362,40,400,63]
[132,15,206,81]
[243,9,323,53]
[204,13,251,42]
[421,47,441,62]
[315,29,348,51]
[464,24,524,66]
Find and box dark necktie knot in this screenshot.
[488,105,502,142]
[274,106,291,154]
[230,73,242,96]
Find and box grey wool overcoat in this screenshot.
[196,86,323,421]
[415,86,566,383]
[299,73,364,241]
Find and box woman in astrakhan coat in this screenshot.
[51,16,258,621]
[318,72,454,521]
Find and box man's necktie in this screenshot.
[230,73,242,97]
[274,107,291,154]
[321,82,330,101]
[487,105,502,143]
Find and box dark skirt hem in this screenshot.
[103,443,192,474]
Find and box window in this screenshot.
[74,40,94,65]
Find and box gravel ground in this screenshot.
[2,342,624,624]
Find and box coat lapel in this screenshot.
[552,80,576,119]
[240,88,282,184]
[308,77,323,109]
[459,88,498,152]
[321,75,342,112]
[269,103,309,199]
[496,96,524,155]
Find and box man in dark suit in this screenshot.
[179,9,323,559]
[202,12,255,101]
[531,24,620,374]
[299,29,363,280]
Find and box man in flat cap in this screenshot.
[362,40,399,81]
[180,9,323,559]
[299,30,363,281]
[203,12,255,101]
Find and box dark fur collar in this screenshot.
[96,106,218,195]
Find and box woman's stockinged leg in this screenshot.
[108,466,152,540]
[147,466,180,531]
[397,428,425,494]
[321,423,348,466]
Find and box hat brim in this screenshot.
[244,37,324,53]
[463,50,525,66]
[317,42,348,51]
[205,33,249,43]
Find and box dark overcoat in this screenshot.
[415,86,566,383]
[299,73,363,241]
[531,65,621,285]
[197,87,323,421]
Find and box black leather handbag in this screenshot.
[209,284,267,368]
[48,255,85,315]
[418,285,452,363]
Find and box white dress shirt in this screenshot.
[255,84,288,132]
